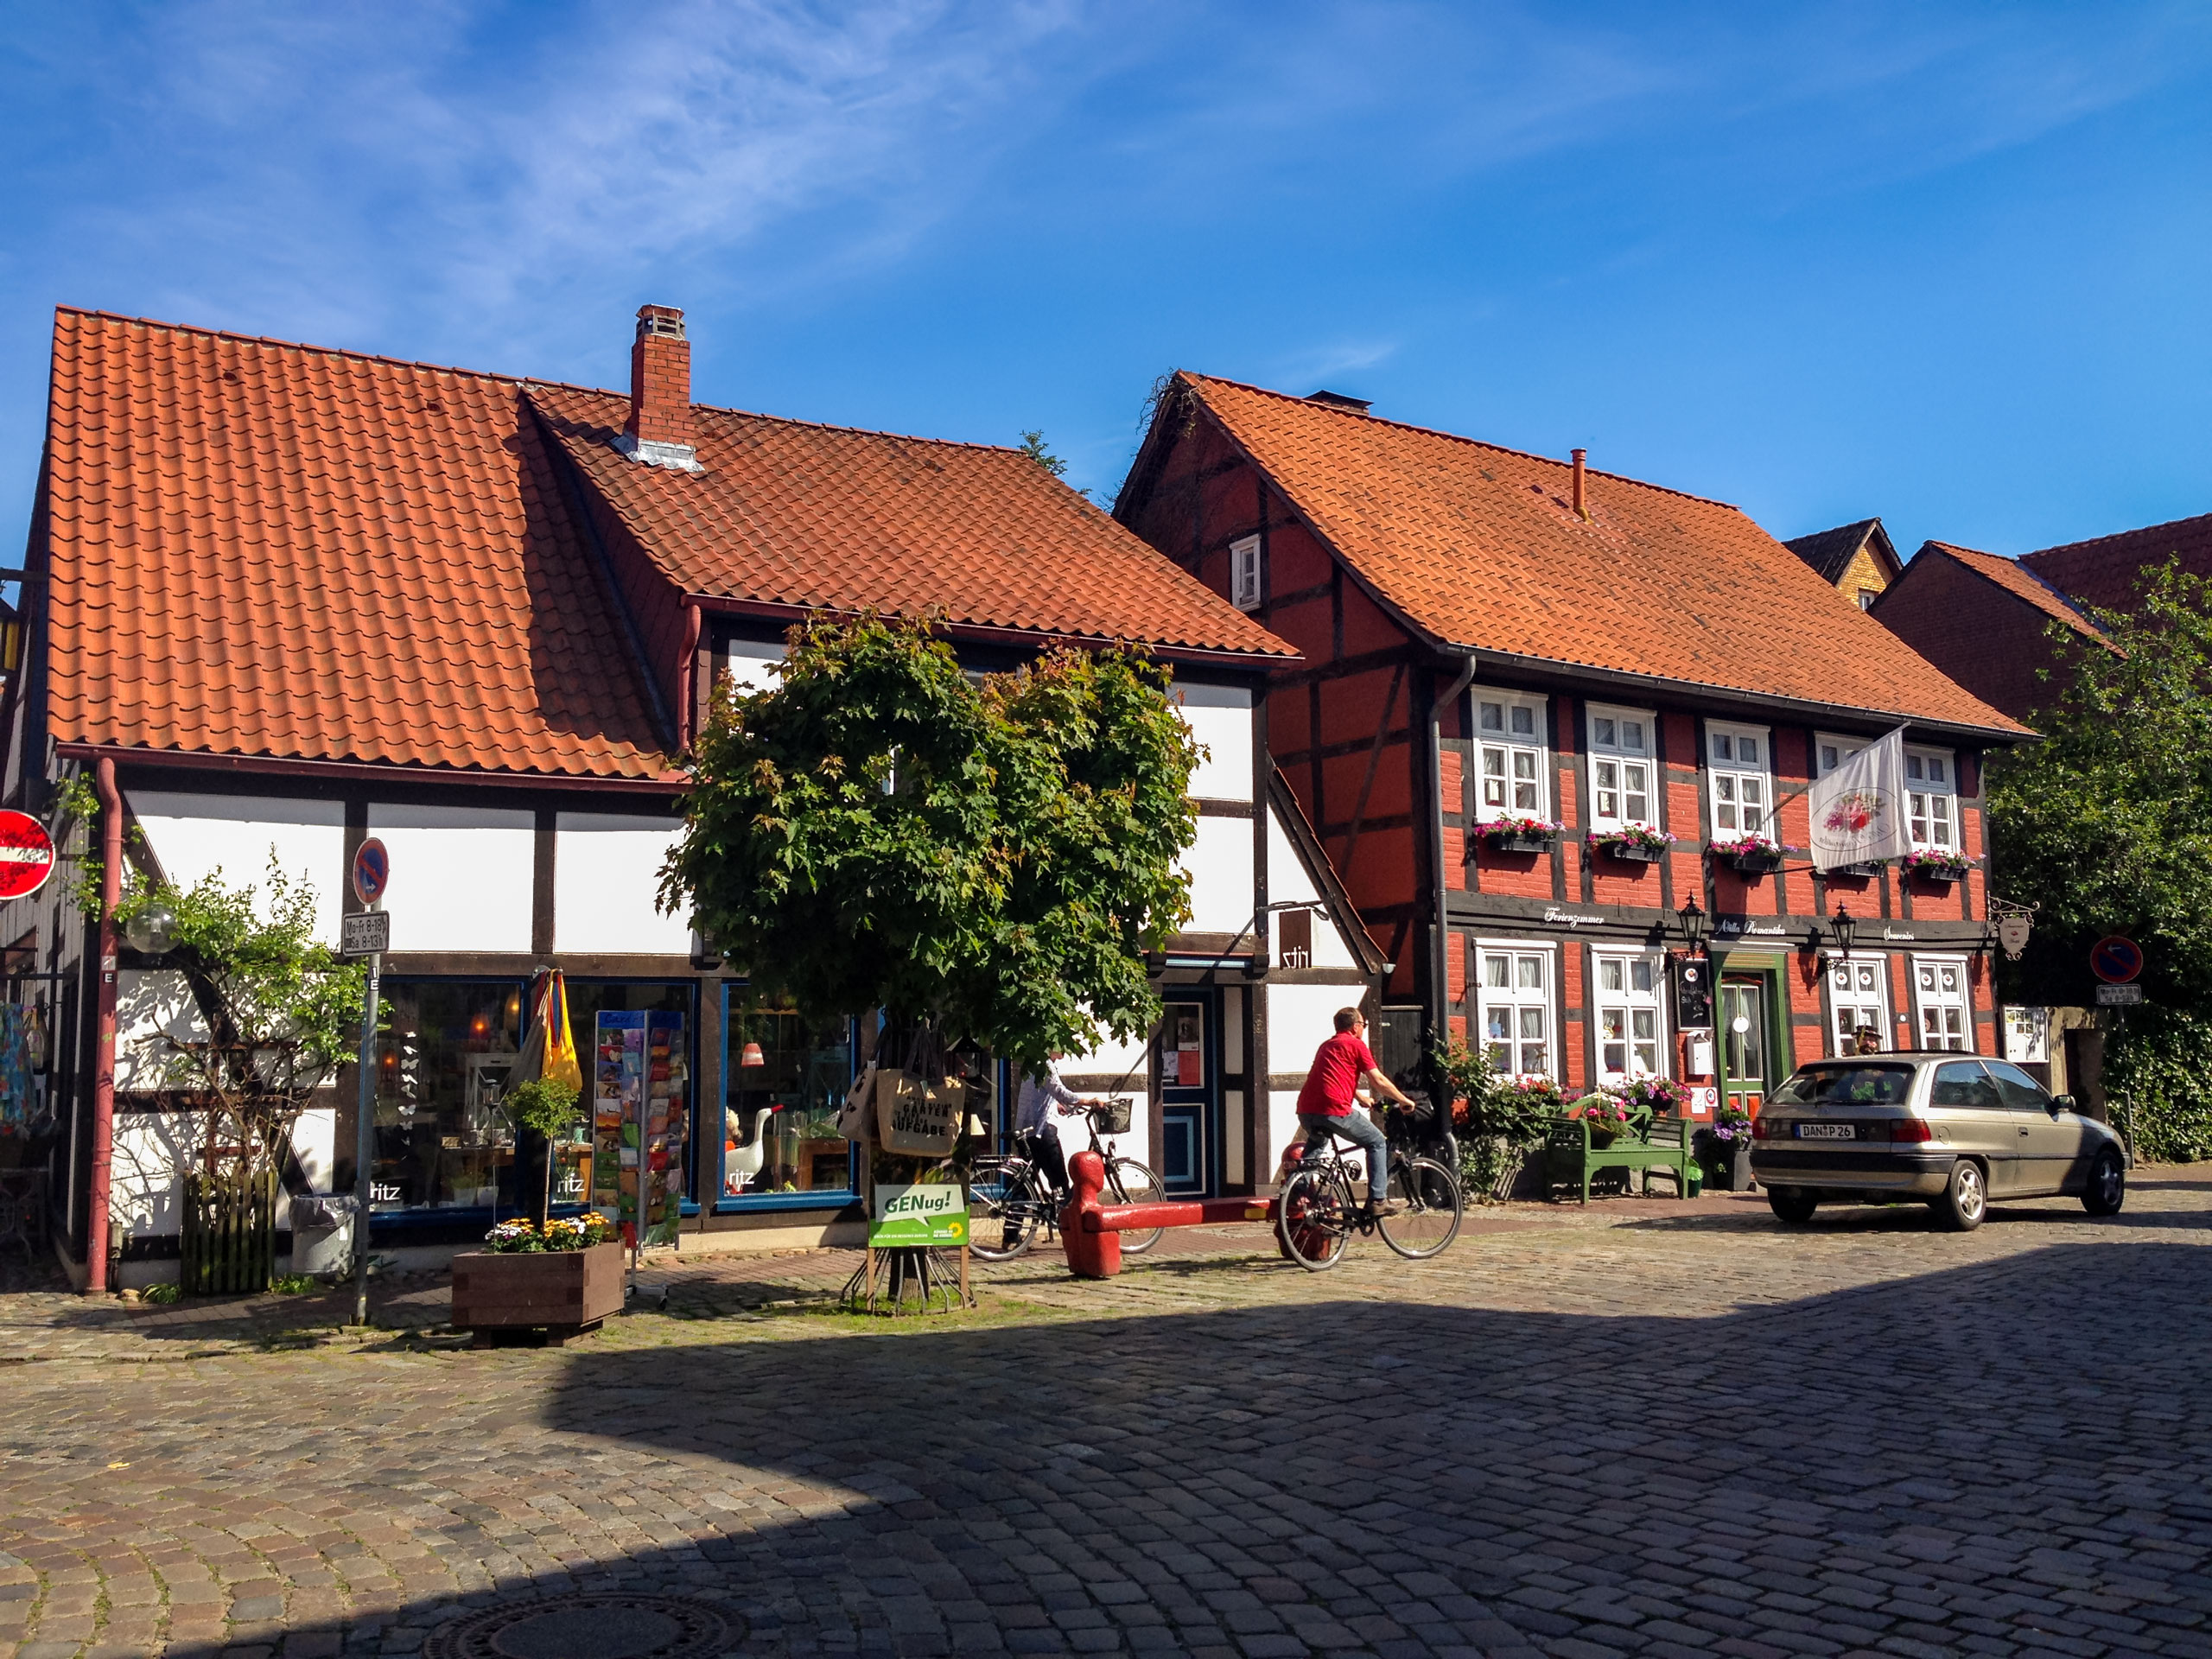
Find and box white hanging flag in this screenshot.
[1808,727,1912,872]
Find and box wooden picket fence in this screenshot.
[180,1167,279,1296]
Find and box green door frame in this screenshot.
[1713,952,1789,1112]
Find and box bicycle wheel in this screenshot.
[1276,1166,1351,1271]
[967,1160,1049,1262]
[1379,1154,1463,1260]
[1107,1158,1167,1255]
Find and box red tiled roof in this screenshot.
[527,386,1293,660]
[1176,374,2028,735]
[1915,542,2103,641]
[41,309,673,779]
[2018,512,2212,613]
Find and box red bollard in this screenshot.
[1060,1150,1122,1279]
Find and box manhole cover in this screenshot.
[423,1593,739,1659]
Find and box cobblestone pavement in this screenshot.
[1,1172,2209,1659]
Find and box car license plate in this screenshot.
[1796,1123,1857,1140]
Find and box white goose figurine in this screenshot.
[724,1106,779,1192]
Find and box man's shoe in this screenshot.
[1369,1196,1406,1218]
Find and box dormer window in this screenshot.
[1230,535,1262,611]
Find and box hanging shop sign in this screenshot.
[868,1182,969,1249]
[0,810,56,900]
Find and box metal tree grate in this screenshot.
[421,1592,739,1659]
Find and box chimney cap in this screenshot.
[637,304,686,340]
[1306,389,1372,413]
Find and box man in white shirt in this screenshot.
[1014,1057,1089,1193]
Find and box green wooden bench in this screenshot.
[1543,1110,1694,1203]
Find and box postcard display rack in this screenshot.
[590,1010,690,1258]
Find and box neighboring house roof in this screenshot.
[41,308,673,781]
[2018,511,2212,613]
[1163,373,2026,737]
[1783,518,1900,586]
[1905,542,2104,642]
[34,310,1293,785]
[530,386,1290,662]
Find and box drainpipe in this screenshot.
[87,755,121,1294]
[1427,655,1478,1142]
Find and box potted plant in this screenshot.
[1437,1042,1555,1201]
[503,1073,582,1228]
[1587,824,1676,863]
[1900,848,1971,886]
[1694,1103,1755,1191]
[1611,1075,1688,1119]
[451,1208,622,1345]
[1707,833,1796,876]
[1480,814,1563,855]
[1572,1095,1635,1147]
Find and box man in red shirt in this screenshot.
[1295,1007,1419,1214]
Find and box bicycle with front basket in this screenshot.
[1275,1101,1463,1270]
[967,1099,1166,1262]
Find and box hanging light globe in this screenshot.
[124,898,178,955]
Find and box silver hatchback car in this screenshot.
[1750,1053,2130,1231]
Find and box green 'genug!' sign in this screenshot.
[869,1182,969,1248]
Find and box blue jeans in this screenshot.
[1298,1109,1388,1198]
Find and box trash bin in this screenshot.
[289,1193,356,1276]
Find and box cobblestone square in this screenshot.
[2,1174,2207,1658]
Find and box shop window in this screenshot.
[1587,705,1655,830]
[570,982,695,1240]
[1827,956,1890,1055]
[1914,957,1971,1052]
[1707,721,1772,838]
[371,980,524,1212]
[1475,692,1548,823]
[1592,950,1665,1081]
[1476,944,1554,1077]
[1904,747,1956,852]
[721,995,855,1203]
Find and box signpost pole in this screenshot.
[353,908,380,1327]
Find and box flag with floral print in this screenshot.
[1809,726,1910,872]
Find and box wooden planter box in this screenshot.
[1908,866,1967,888]
[1725,851,1783,875]
[1485,833,1553,855]
[1598,841,1663,863]
[451,1241,623,1346]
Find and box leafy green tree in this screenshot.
[659,613,1199,1074]
[1018,430,1068,477]
[1990,563,2212,1157]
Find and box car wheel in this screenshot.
[2082,1147,2126,1217]
[1930,1160,1986,1231]
[1767,1185,1818,1225]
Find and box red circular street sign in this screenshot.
[0,810,56,900]
[351,837,391,906]
[2091,936,2144,985]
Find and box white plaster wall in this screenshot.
[1182,816,1255,936]
[130,792,346,945]
[1267,1090,1306,1185]
[1176,682,1254,802]
[1059,1021,1152,1170]
[1267,982,1363,1084]
[115,969,209,1091]
[110,1107,338,1242]
[725,639,786,696]
[554,813,690,955]
[1265,813,1365,970]
[366,804,535,953]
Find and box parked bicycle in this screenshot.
[1275,1101,1462,1269]
[968,1100,1166,1262]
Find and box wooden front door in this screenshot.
[1719,976,1770,1116]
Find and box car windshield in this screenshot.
[1770,1065,1915,1106]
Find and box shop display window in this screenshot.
[370,980,524,1211]
[722,995,855,1202]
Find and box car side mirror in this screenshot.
[2051,1093,2076,1114]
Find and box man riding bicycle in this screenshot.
[1013,1055,1089,1196]
[1296,1007,1418,1217]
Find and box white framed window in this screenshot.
[1230,535,1262,611]
[1706,721,1772,838]
[1815,732,1866,777]
[1586,704,1656,830]
[1904,746,1956,852]
[1827,955,1891,1057]
[1475,692,1549,823]
[1913,956,1972,1052]
[1476,941,1554,1077]
[1592,950,1667,1082]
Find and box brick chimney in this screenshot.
[615,304,702,472]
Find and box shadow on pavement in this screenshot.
[109,1236,2212,1658]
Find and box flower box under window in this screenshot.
[1480,816,1562,855]
[1708,834,1796,877]
[1901,849,1971,886]
[1826,861,1881,880]
[1588,826,1675,863]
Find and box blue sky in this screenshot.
[2,1,2207,567]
